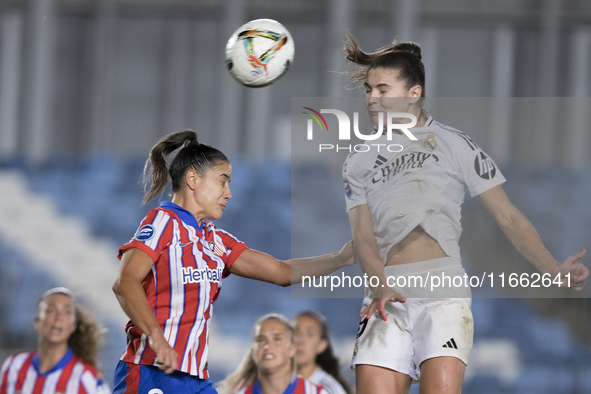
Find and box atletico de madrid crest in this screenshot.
[424,134,437,151]
[208,238,227,257]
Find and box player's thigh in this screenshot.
[356,364,412,394]
[418,357,465,394]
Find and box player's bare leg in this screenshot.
[419,357,465,394]
[356,364,412,394]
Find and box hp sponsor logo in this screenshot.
[474,151,496,180]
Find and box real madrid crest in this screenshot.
[353,340,359,358]
[424,134,436,151]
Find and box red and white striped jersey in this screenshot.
[236,377,328,394]
[0,349,109,394]
[118,201,248,379]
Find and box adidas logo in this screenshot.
[373,154,388,168]
[442,338,458,349]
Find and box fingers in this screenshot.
[564,249,586,265]
[155,348,178,374]
[359,304,371,319]
[571,263,588,291]
[359,299,379,320]
[358,295,407,322]
[149,335,178,374]
[378,299,388,321]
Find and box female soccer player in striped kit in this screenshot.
[0,287,109,394]
[218,314,327,394]
[293,311,352,394]
[112,130,353,394]
[341,33,589,394]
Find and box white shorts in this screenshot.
[351,257,474,381]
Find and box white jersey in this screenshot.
[342,116,505,262]
[308,367,347,394]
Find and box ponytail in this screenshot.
[344,31,426,98]
[142,130,228,204]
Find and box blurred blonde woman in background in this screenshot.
[0,287,110,393]
[218,314,328,394]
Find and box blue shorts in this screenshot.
[113,360,218,394]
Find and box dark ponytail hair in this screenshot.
[344,31,426,99]
[142,129,229,204]
[295,311,353,394]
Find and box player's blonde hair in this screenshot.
[217,314,296,394]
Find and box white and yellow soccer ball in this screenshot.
[225,19,295,88]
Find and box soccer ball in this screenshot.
[225,19,294,88]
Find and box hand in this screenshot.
[359,288,406,322]
[148,334,178,374]
[556,249,588,291]
[337,240,357,267]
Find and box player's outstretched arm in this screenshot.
[479,185,588,290]
[229,241,355,287]
[349,204,406,321]
[112,248,178,373]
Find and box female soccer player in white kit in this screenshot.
[342,33,589,394]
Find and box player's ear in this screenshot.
[185,169,198,190]
[408,84,422,103]
[316,339,328,355]
[33,316,41,331]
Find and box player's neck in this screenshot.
[171,195,204,225]
[297,362,317,380]
[37,342,69,373]
[258,369,293,394]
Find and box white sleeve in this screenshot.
[455,135,506,197]
[342,153,367,211]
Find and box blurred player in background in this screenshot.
[218,313,328,394]
[293,311,352,394]
[112,130,353,393]
[342,33,589,394]
[0,287,109,394]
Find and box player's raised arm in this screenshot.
[229,241,355,287]
[479,184,588,289]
